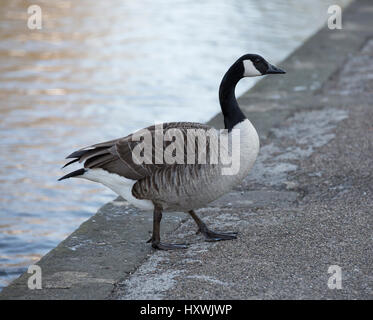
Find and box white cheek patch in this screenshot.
[243,60,262,77]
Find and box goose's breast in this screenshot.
[234,118,260,177]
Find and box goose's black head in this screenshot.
[235,54,286,78]
[219,54,286,131]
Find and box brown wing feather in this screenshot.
[62,122,214,181]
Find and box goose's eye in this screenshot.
[254,59,261,63]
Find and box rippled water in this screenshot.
[0,0,350,290]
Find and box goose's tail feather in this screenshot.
[59,142,118,181]
[58,168,86,181]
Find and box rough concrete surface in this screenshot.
[1,0,372,300]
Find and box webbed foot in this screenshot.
[151,241,188,250]
[199,227,237,242]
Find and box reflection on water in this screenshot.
[0,0,350,290]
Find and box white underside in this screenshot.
[81,169,155,211]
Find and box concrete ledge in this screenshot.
[0,198,185,299]
[1,0,373,300]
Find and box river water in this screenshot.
[0,0,350,290]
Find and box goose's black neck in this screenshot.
[219,62,246,131]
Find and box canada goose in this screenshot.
[59,54,285,250]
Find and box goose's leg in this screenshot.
[188,210,237,242]
[149,204,188,250]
